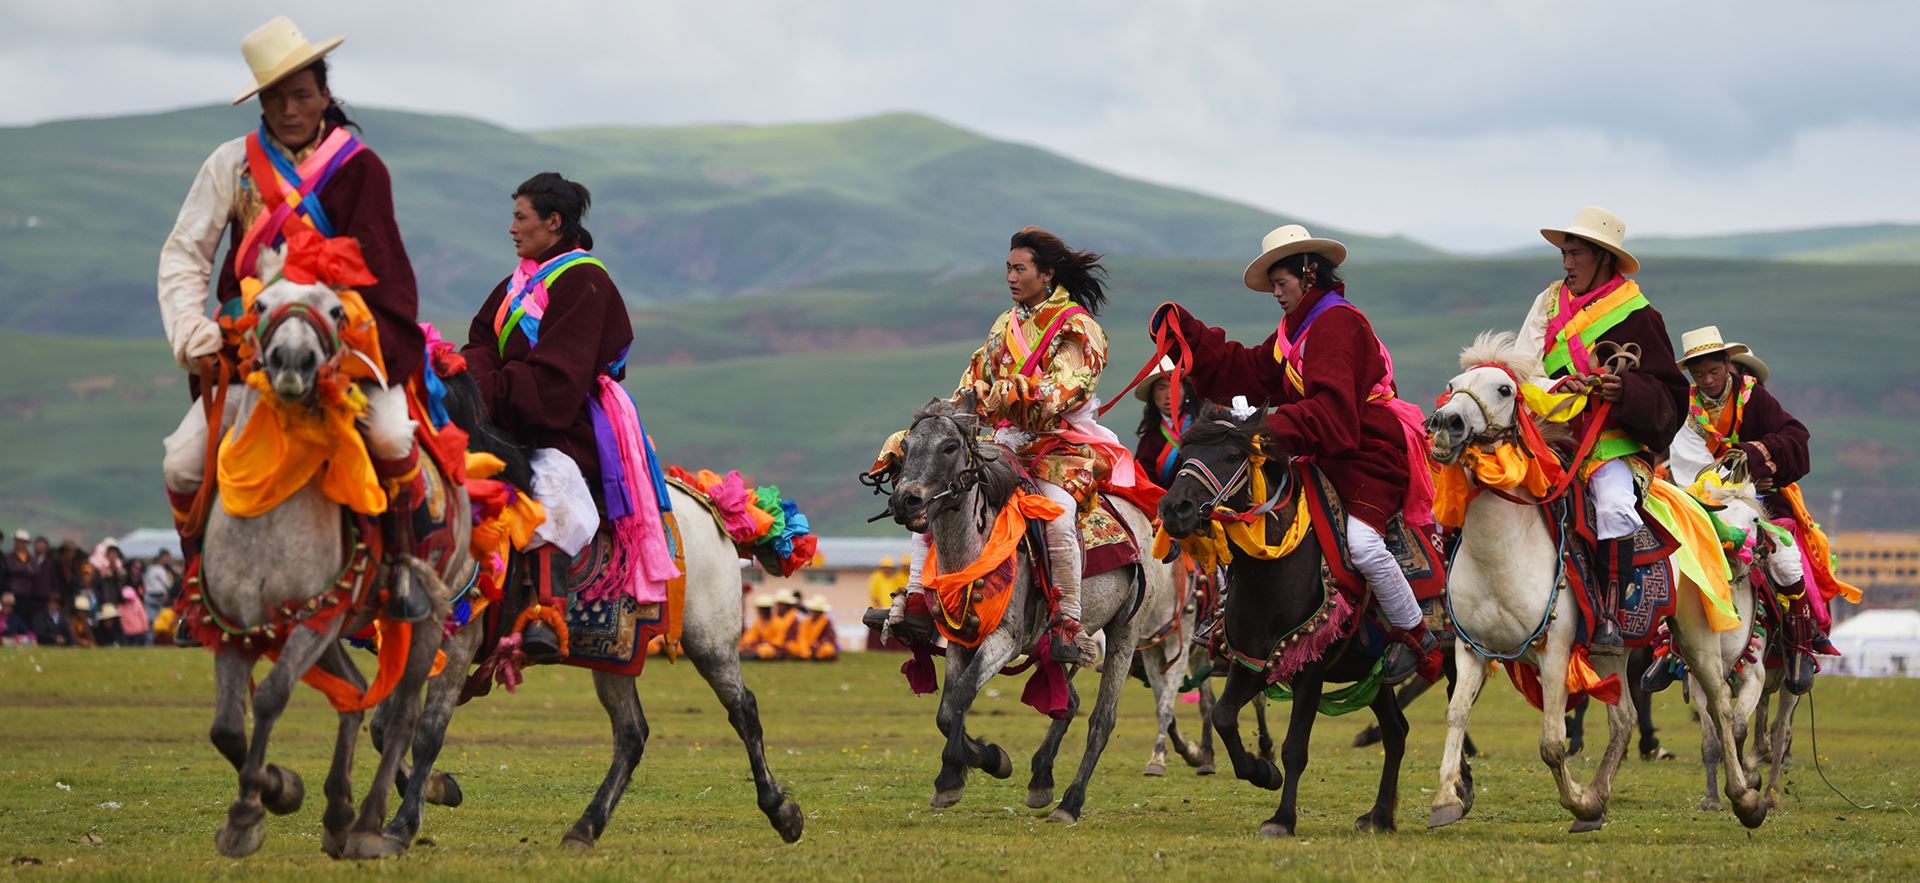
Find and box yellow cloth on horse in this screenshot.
[1430,441,1555,528]
[1641,479,1739,632]
[217,370,386,517]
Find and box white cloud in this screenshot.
[4,0,1916,249]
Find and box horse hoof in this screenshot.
[771,798,805,844]
[1355,814,1395,834]
[322,830,346,860]
[560,831,595,851]
[1258,821,1292,838]
[423,771,464,808]
[1026,788,1054,809]
[341,831,407,860]
[1697,797,1723,812]
[1428,804,1467,829]
[1732,791,1767,829]
[1195,762,1216,776]
[1569,816,1605,834]
[1046,808,1078,824]
[930,788,964,809]
[215,820,265,858]
[1255,760,1283,791]
[262,765,305,816]
[1143,761,1166,777]
[986,745,1014,780]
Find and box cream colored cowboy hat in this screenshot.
[775,589,802,606]
[1540,205,1640,275]
[804,595,831,613]
[1133,356,1178,402]
[1242,225,1348,292]
[232,16,345,106]
[1678,325,1770,382]
[751,593,775,608]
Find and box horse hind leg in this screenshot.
[311,643,369,857]
[1766,690,1800,810]
[1050,619,1141,824]
[214,625,334,858]
[685,631,804,843]
[1359,670,1409,834]
[560,672,649,849]
[1026,681,1080,809]
[1253,692,1277,763]
[384,622,485,847]
[1192,663,1218,775]
[341,618,443,859]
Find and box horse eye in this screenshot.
[329,306,345,322]
[940,441,961,455]
[1498,384,1513,397]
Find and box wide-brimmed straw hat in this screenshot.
[1540,206,1640,275]
[232,16,344,106]
[1678,325,1770,382]
[751,593,775,609]
[804,595,831,613]
[775,589,802,606]
[1242,225,1348,292]
[1134,356,1178,402]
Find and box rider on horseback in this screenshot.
[158,18,430,624]
[877,227,1127,664]
[1516,207,1689,654]
[1151,226,1440,685]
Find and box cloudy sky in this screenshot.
[5,0,1916,250]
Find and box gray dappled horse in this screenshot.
[884,399,1170,822]
[194,251,470,860]
[368,376,803,847]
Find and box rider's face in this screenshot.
[510,197,563,260]
[258,68,329,149]
[1006,248,1053,308]
[1268,267,1309,314]
[1151,378,1173,418]
[1688,356,1733,399]
[1559,238,1614,295]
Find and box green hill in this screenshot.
[1598,223,1920,264]
[5,256,1912,542]
[0,105,1436,337]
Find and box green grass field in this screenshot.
[2,648,1915,880]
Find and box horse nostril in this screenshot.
[898,491,924,511]
[1446,413,1464,431]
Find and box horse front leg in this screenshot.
[685,627,805,843]
[384,622,484,846]
[1693,674,1725,811]
[1765,689,1799,811]
[1193,664,1219,774]
[1579,649,1635,832]
[342,618,442,859]
[1429,641,1487,828]
[1262,662,1324,838]
[1025,681,1079,809]
[1210,664,1282,812]
[1050,619,1141,824]
[1534,634,1604,828]
[561,672,648,849]
[1140,645,1179,776]
[1676,601,1766,828]
[1358,665,1410,834]
[1253,691,1276,763]
[310,643,368,858]
[933,632,1020,808]
[213,625,334,858]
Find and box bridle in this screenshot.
[864,412,997,531]
[1170,423,1292,525]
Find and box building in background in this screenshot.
[745,535,913,651]
[1831,531,1920,620]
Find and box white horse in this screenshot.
[1426,332,1766,831]
[1668,427,1803,813]
[181,247,470,859]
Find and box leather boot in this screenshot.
[373,449,430,623]
[1639,654,1683,693]
[1382,622,1440,686]
[520,548,567,664]
[1587,539,1628,656]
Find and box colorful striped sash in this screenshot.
[491,249,607,357]
[1003,301,1091,378]
[235,125,365,280]
[1542,277,1649,378]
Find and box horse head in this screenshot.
[1429,331,1542,465]
[248,244,348,404]
[887,396,1014,534]
[1157,401,1279,539]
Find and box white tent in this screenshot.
[113,528,182,561]
[1822,609,1920,678]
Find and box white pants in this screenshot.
[161,383,414,494]
[1588,459,1644,541]
[1346,516,1423,630]
[902,480,1084,621]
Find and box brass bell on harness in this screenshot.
[971,591,984,604]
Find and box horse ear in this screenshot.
[955,388,979,417]
[254,244,287,285]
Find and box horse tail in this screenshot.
[439,370,535,492]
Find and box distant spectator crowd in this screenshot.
[1,529,179,648]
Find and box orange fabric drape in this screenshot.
[1431,441,1556,528]
[270,617,416,713]
[1503,645,1622,712]
[925,490,1066,647]
[1779,484,1863,604]
[218,371,387,517]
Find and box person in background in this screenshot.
[95,597,124,647]
[143,550,178,625]
[1,592,33,645]
[867,558,899,651]
[32,596,77,647]
[31,536,65,609]
[1131,356,1205,490]
[5,530,37,605]
[789,595,839,661]
[118,586,152,646]
[740,593,780,660]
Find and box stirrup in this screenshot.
[522,620,563,665]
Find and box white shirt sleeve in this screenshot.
[1516,282,1557,363]
[156,137,244,350]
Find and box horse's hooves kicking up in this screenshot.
[1428,804,1468,829]
[422,770,463,808]
[770,798,805,844]
[1026,788,1053,809]
[1142,761,1166,777]
[1046,807,1079,824]
[341,830,407,860]
[1569,815,1606,834]
[261,764,305,816]
[986,744,1014,779]
[1257,821,1293,838]
[930,788,964,809]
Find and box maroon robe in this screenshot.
[1545,289,1688,460]
[1163,289,1409,530]
[462,240,635,491]
[1713,377,1811,490]
[215,128,422,385]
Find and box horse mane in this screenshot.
[1458,330,1544,383]
[440,370,535,492]
[912,397,1020,509]
[1178,402,1263,455]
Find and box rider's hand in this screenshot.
[172,315,223,371]
[1596,373,1625,402]
[1149,302,1187,337]
[1556,374,1591,396]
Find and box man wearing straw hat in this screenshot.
[157,16,429,621]
[1662,326,1856,693]
[1517,207,1690,653]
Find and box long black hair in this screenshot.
[1271,251,1345,294]
[1010,226,1108,315]
[305,58,359,131]
[514,172,595,250]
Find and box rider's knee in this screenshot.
[161,420,207,494]
[360,385,417,461]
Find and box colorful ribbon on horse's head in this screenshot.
[281,227,378,289]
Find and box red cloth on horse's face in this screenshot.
[214,140,422,386]
[1164,294,1408,531]
[460,240,634,492]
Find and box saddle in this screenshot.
[1561,474,1681,648]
